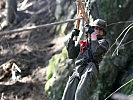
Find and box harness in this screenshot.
[80,39,93,61]
[80,40,88,53]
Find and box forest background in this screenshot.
[0,0,132,100]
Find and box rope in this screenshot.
[104,78,133,100]
[112,25,133,56]
[0,17,83,36]
[105,23,133,55]
[85,0,90,18]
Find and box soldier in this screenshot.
[62,19,109,100]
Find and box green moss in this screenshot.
[45,78,54,92]
[46,47,68,80]
[46,54,60,80]
[60,47,68,62]
[45,47,70,99]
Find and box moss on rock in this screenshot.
[45,47,74,100]
[46,54,60,80]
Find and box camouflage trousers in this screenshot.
[61,62,98,100]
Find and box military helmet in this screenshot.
[92,19,107,33]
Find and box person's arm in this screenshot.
[91,39,109,62]
[92,39,109,55]
[66,29,80,59]
[90,31,109,56]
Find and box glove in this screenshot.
[71,28,80,38]
[84,24,94,34]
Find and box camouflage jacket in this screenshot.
[67,37,109,67]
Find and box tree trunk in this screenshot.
[6,0,17,24]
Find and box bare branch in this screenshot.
[0,17,83,36]
[104,78,133,100]
[112,25,133,56]
[105,23,133,55]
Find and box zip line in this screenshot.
[0,17,133,36]
[0,17,83,36]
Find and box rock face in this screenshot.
[45,0,133,100]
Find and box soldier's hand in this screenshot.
[71,29,80,38]
[84,24,94,34]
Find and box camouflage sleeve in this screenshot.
[97,39,109,52]
[66,38,80,59]
[91,39,109,62]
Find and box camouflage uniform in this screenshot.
[62,19,109,100]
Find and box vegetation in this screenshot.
[0,0,132,99]
[45,0,133,100]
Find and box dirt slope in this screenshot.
[0,0,65,99]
